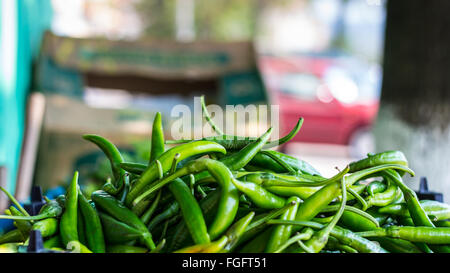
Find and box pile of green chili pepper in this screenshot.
[1,96,450,253]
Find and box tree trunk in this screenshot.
[374,0,450,202]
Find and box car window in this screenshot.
[278,73,319,101]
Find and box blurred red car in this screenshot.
[258,54,380,157]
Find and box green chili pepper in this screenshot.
[43,234,63,249]
[365,207,390,226]
[83,135,126,195]
[120,162,147,175]
[241,171,342,188]
[356,226,450,244]
[98,212,146,245]
[221,211,255,252]
[264,185,321,200]
[366,180,387,196]
[149,112,165,164]
[293,175,348,253]
[150,239,166,253]
[140,190,162,225]
[78,190,105,253]
[264,183,366,203]
[338,210,379,232]
[248,150,321,176]
[190,127,273,185]
[382,168,438,256]
[133,158,239,240]
[59,171,92,253]
[325,236,358,253]
[292,166,350,227]
[267,220,388,253]
[167,178,210,245]
[273,228,314,253]
[259,150,298,174]
[379,200,450,221]
[131,196,154,217]
[217,127,273,171]
[166,190,221,252]
[32,218,59,238]
[347,187,368,210]
[265,196,300,252]
[230,178,286,209]
[77,208,88,246]
[0,187,30,218]
[236,171,354,210]
[321,205,380,228]
[292,164,413,234]
[147,202,180,231]
[0,229,25,244]
[54,195,66,208]
[91,190,155,250]
[175,211,253,253]
[126,141,227,206]
[233,201,298,251]
[0,199,63,221]
[365,176,400,208]
[119,173,131,205]
[7,207,32,238]
[349,150,408,173]
[372,237,422,253]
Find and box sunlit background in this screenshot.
[51,0,385,153]
[48,0,386,174]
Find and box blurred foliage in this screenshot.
[135,0,296,41]
[194,0,258,41]
[135,0,177,39]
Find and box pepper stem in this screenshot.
[0,187,30,217]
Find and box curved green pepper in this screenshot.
[91,190,155,250]
[126,141,227,206]
[78,190,105,253]
[149,112,165,164]
[59,171,92,253]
